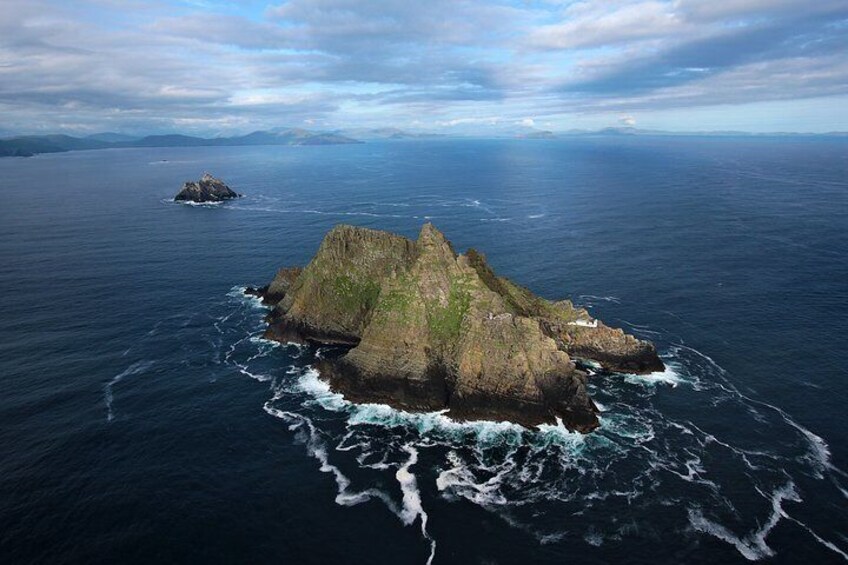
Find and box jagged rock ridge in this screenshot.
[254,224,664,432]
[174,173,241,202]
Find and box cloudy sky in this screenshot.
[2,0,847,135]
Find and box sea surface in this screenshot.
[1,137,846,564]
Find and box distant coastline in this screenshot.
[2,126,846,158]
[0,128,361,158]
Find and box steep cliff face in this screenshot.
[259,223,664,432]
[270,225,417,344]
[246,267,302,304]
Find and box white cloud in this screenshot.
[528,1,689,50]
[0,0,846,134]
[436,116,502,127]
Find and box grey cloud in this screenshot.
[265,0,529,51]
[528,1,690,50]
[560,12,848,95]
[674,0,848,23]
[0,0,846,134]
[543,52,848,115]
[147,14,293,50]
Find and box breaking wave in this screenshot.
[208,287,848,563]
[165,198,226,207]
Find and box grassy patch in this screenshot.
[377,273,417,317]
[330,274,381,313]
[379,287,413,313]
[428,280,471,343]
[535,298,580,323]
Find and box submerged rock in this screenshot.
[257,223,664,432]
[174,173,241,202]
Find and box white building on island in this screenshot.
[567,318,598,328]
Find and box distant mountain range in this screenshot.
[2,126,845,157]
[514,129,556,139]
[84,132,139,143]
[0,128,361,157]
[334,127,447,140]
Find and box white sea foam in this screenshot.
[371,202,412,208]
[396,445,437,564]
[534,531,566,545]
[674,343,839,477]
[263,408,400,511]
[227,285,269,310]
[577,294,621,304]
[295,367,349,411]
[619,319,665,337]
[536,417,588,444]
[222,295,847,560]
[785,515,848,560]
[663,452,719,490]
[294,366,539,441]
[348,402,527,441]
[104,360,155,422]
[766,403,832,474]
[622,362,682,388]
[688,482,799,561]
[171,199,225,207]
[584,528,604,547]
[234,362,271,382]
[233,206,409,219]
[436,451,510,506]
[265,406,438,562]
[248,335,284,348]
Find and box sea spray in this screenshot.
[226,288,848,563]
[396,445,437,564]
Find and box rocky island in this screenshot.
[174,173,241,202]
[249,224,664,432]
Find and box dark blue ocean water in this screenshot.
[0,138,846,564]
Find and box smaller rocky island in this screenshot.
[249,224,664,432]
[174,173,241,203]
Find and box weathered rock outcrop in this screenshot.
[174,173,241,202]
[257,224,664,432]
[462,249,664,373]
[543,320,665,374]
[246,267,303,305]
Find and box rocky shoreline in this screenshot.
[174,173,241,202]
[248,224,664,432]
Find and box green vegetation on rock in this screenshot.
[262,222,664,432]
[330,274,381,314]
[428,280,472,344]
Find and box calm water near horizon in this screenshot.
[1,137,846,563]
